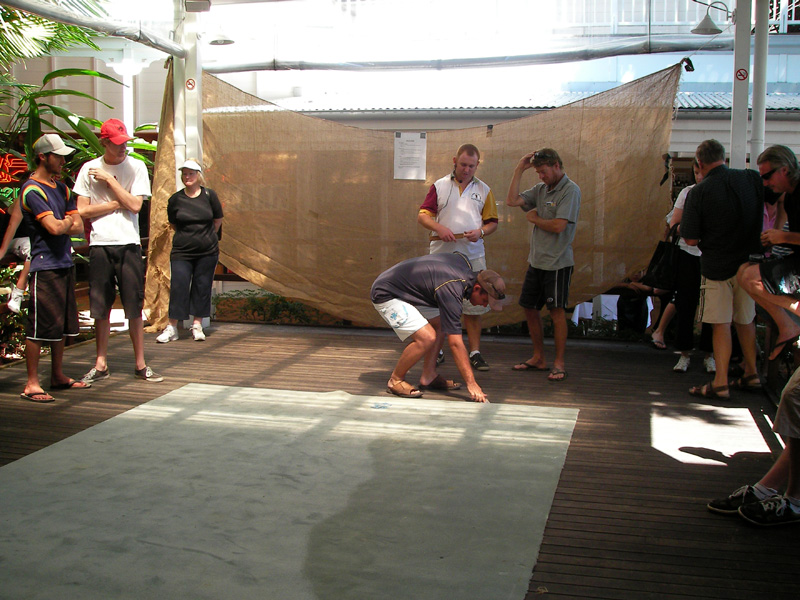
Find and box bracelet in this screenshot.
[480,228,485,239]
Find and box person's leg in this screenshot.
[710,323,732,390]
[23,338,43,396]
[784,437,800,499]
[419,317,445,386]
[129,316,146,371]
[463,314,481,354]
[759,445,791,492]
[738,261,800,354]
[651,301,676,348]
[92,317,111,371]
[389,323,437,388]
[7,260,31,313]
[15,260,30,291]
[550,307,568,380]
[188,254,217,338]
[524,307,546,367]
[734,319,759,378]
[168,259,192,322]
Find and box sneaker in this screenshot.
[707,484,761,515]
[470,352,489,371]
[156,324,179,343]
[704,355,716,374]
[738,495,800,526]
[673,355,691,373]
[81,367,110,384]
[7,286,24,314]
[436,350,445,366]
[191,323,206,341]
[135,366,164,383]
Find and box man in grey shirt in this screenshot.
[506,148,581,382]
[371,252,506,402]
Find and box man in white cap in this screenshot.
[74,118,163,384]
[19,134,90,401]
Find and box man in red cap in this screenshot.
[75,118,164,384]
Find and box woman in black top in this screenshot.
[156,159,223,343]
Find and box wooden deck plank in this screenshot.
[0,322,795,599]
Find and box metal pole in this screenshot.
[730,0,752,168]
[750,0,770,163]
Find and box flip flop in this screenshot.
[651,339,667,350]
[730,374,763,392]
[548,368,567,382]
[512,361,548,371]
[688,382,730,399]
[769,335,800,361]
[418,374,461,391]
[386,380,423,398]
[20,392,55,403]
[50,379,91,390]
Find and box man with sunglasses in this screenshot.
[680,139,763,399]
[707,149,800,527]
[738,145,800,360]
[506,148,581,382]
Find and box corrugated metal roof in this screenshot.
[274,92,800,113]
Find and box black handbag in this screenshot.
[641,225,680,291]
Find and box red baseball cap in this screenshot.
[100,118,133,145]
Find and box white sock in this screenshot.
[469,350,479,358]
[754,483,778,499]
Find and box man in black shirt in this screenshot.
[739,145,800,361]
[681,139,764,398]
[370,253,506,402]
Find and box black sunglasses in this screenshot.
[533,151,555,161]
[761,167,778,181]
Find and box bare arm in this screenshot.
[77,194,121,220]
[463,220,498,243]
[0,198,22,257]
[38,212,81,237]
[526,210,568,233]
[506,152,536,207]
[87,167,143,214]
[447,333,487,402]
[417,211,456,242]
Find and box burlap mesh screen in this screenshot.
[145,64,681,329]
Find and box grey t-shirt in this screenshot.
[520,174,581,270]
[370,253,477,335]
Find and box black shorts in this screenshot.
[27,267,79,341]
[88,244,145,319]
[519,265,573,310]
[760,254,800,297]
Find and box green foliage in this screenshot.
[212,289,345,326]
[0,4,102,68]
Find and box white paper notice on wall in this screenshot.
[393,132,427,180]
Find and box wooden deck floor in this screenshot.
[0,322,796,599]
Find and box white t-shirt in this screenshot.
[73,156,151,246]
[672,184,701,257]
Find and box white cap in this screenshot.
[180,159,202,172]
[33,134,75,156]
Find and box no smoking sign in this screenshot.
[736,68,748,81]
